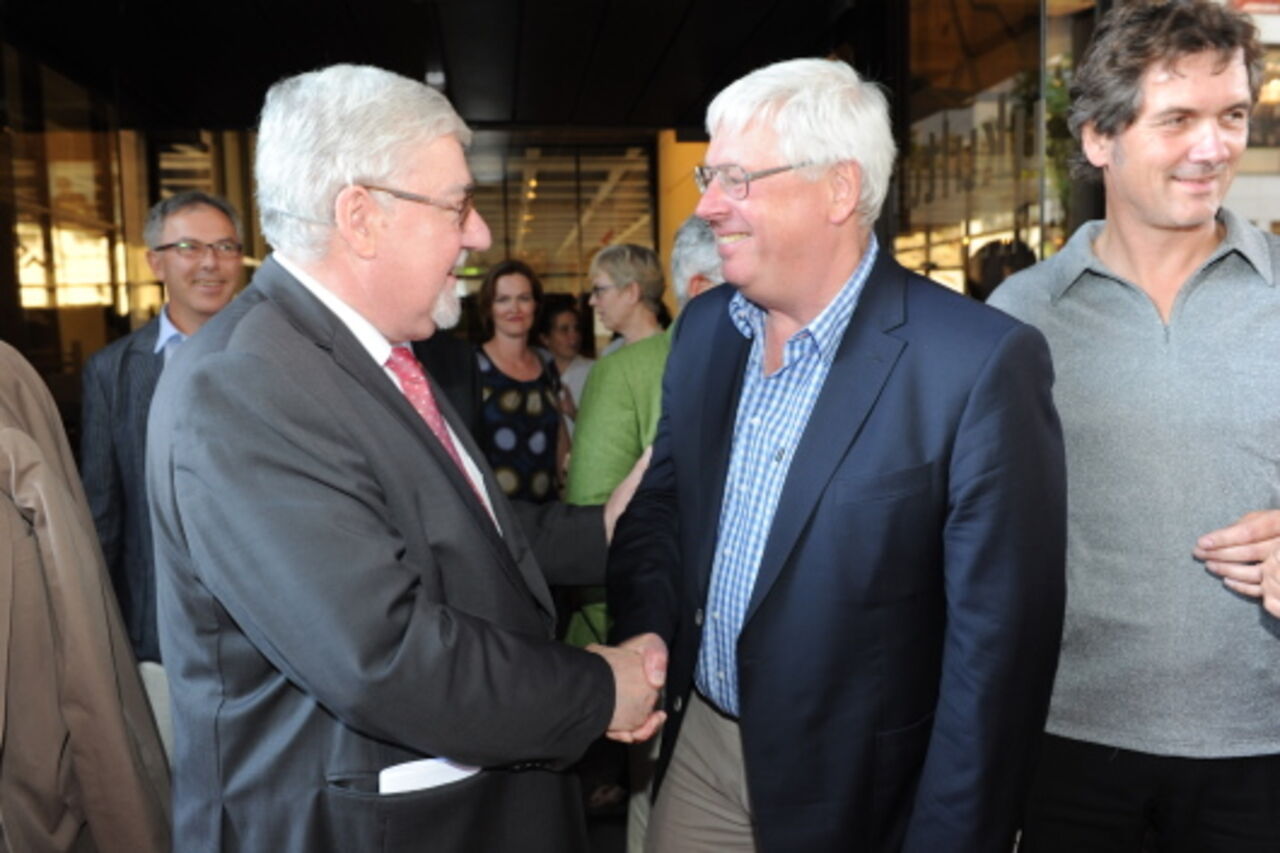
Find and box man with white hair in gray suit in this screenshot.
[146,63,663,853]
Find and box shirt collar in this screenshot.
[274,252,394,368]
[727,232,879,365]
[154,304,186,354]
[1049,208,1275,303]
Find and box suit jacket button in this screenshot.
[694,608,704,627]
[673,696,683,713]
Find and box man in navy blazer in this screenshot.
[608,58,1067,852]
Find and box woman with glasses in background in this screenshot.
[585,244,667,358]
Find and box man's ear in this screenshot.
[828,160,862,225]
[333,185,380,258]
[1081,121,1111,170]
[687,274,712,299]
[145,249,163,279]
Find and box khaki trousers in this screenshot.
[646,692,756,852]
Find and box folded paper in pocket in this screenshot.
[378,758,480,794]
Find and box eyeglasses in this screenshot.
[363,183,475,227]
[693,162,810,200]
[152,239,243,259]
[588,281,624,299]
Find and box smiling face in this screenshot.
[491,272,537,340]
[363,134,492,342]
[1085,49,1251,236]
[693,123,835,312]
[146,204,242,334]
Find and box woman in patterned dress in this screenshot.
[474,260,567,502]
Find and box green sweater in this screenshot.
[565,330,672,505]
[559,330,670,645]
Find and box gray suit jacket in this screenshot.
[81,318,164,662]
[146,257,614,853]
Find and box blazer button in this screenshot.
[694,608,704,627]
[673,696,683,713]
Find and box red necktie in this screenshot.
[385,346,474,486]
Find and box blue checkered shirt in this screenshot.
[695,236,878,716]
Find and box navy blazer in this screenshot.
[609,250,1067,852]
[81,317,164,662]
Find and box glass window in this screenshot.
[893,1,1099,299]
[467,134,655,292]
[2,45,124,374]
[899,0,1044,297]
[1249,46,1280,150]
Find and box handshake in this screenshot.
[588,633,668,744]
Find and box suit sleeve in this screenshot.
[604,333,688,647]
[903,323,1067,851]
[79,355,124,586]
[166,352,614,768]
[509,499,606,586]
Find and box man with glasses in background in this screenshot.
[146,64,660,853]
[607,57,1068,851]
[80,189,243,754]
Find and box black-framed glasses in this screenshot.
[363,183,475,226]
[693,162,810,199]
[152,239,243,259]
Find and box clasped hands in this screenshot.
[1195,509,1280,617]
[588,632,667,744]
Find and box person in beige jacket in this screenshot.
[0,340,169,852]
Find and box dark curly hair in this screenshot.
[1068,0,1263,181]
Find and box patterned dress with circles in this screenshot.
[476,347,561,503]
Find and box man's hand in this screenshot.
[1262,549,1280,618]
[620,632,667,693]
[1195,509,1280,598]
[603,446,652,543]
[587,631,667,744]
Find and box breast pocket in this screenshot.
[828,461,942,603]
[834,461,935,505]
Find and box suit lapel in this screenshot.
[692,306,751,602]
[743,256,908,624]
[429,373,557,617]
[123,321,164,441]
[253,259,541,607]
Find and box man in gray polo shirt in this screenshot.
[990,2,1280,849]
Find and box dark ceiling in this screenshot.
[2,0,872,135]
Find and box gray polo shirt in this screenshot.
[990,209,1280,757]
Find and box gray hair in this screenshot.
[1068,0,1263,181]
[589,244,665,315]
[706,58,896,227]
[255,64,471,260]
[143,191,242,249]
[670,216,723,305]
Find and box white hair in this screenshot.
[706,58,896,227]
[255,64,471,260]
[670,215,722,305]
